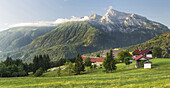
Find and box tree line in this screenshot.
[0,57,29,77]
[0,49,135,77]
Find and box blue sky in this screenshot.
[0,0,170,31]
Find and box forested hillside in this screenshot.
[123,31,170,57]
[0,27,56,51]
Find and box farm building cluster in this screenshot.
[82,49,153,69]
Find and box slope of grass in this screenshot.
[0,58,170,88]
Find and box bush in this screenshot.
[93,64,97,69]
[12,72,18,77]
[34,68,43,77]
[57,67,61,76]
[124,57,132,66]
[140,61,145,67]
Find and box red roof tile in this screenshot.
[82,56,103,62]
[135,55,143,61]
[133,50,151,56]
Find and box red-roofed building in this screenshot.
[133,50,152,68]
[82,56,104,66]
[133,50,152,59]
[135,55,148,68]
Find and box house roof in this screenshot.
[133,50,151,56]
[135,55,149,61]
[135,55,143,61]
[82,56,103,62]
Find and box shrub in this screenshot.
[57,67,61,76]
[93,64,97,69]
[34,67,43,77]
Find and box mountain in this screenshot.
[0,9,169,62]
[123,31,170,58]
[93,9,169,33]
[0,26,57,52]
[2,22,118,62]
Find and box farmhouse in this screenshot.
[133,50,152,68]
[82,56,103,66]
[132,50,152,59]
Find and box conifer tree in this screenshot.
[33,55,39,73]
[4,56,13,66]
[110,49,117,72]
[103,49,117,73]
[103,52,110,72]
[74,53,84,74]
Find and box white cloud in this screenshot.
[10,16,90,27]
[109,6,113,10]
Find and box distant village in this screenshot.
[82,49,153,69]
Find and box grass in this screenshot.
[0,58,170,88]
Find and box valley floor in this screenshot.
[0,58,170,88]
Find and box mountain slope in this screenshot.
[123,31,170,57]
[0,27,56,51]
[1,22,118,62]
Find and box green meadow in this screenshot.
[0,58,170,88]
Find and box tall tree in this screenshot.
[103,52,110,72]
[117,51,132,62]
[74,53,84,74]
[14,59,22,66]
[109,49,117,72]
[43,54,50,72]
[0,63,7,77]
[65,62,73,76]
[84,57,92,67]
[124,57,132,67]
[46,54,51,70]
[33,55,39,73]
[103,49,117,73]
[153,47,162,58]
[39,55,45,71]
[4,56,13,66]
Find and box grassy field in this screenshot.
[0,58,170,88]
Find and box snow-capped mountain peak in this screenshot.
[88,9,169,33]
[100,9,131,23]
